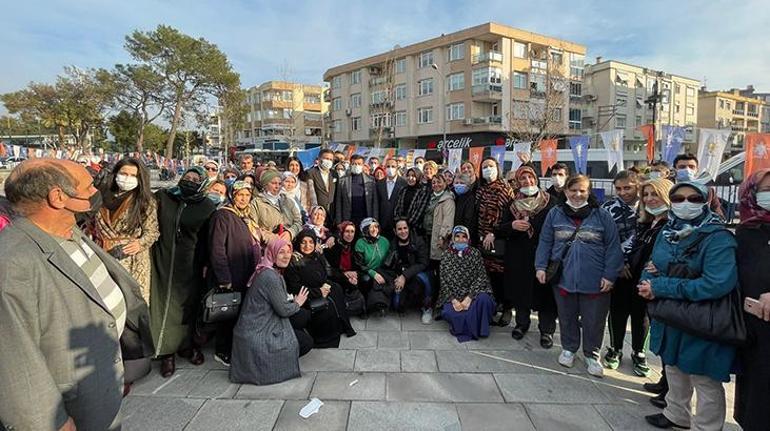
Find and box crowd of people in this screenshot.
[0,149,768,430]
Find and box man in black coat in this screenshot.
[306,149,337,216]
[376,158,406,239]
[334,154,378,228]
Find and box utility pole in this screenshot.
[645,79,662,160]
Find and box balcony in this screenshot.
[465,116,503,126]
[471,84,503,102]
[471,51,503,65]
[370,99,393,109]
[369,77,388,87]
[732,109,746,116]
[369,126,393,138]
[747,111,759,118]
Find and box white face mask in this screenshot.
[115,174,138,192]
[386,167,398,178]
[519,185,539,196]
[676,168,696,182]
[551,175,566,188]
[415,162,425,171]
[482,166,497,182]
[645,204,669,216]
[648,171,663,180]
[320,159,333,170]
[671,201,705,220]
[757,191,770,211]
[350,164,363,175]
[566,199,588,210]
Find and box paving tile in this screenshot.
[235,372,316,400]
[299,349,356,372]
[130,368,208,397]
[386,372,503,402]
[400,350,438,372]
[187,370,239,399]
[436,350,536,373]
[408,331,467,350]
[593,404,661,430]
[348,401,461,431]
[354,349,401,372]
[310,372,386,400]
[364,314,402,331]
[338,330,378,349]
[273,400,350,431]
[525,404,612,431]
[401,313,447,331]
[175,347,229,370]
[121,396,204,430]
[494,373,608,404]
[464,332,528,351]
[184,399,283,431]
[514,350,590,375]
[456,403,535,431]
[376,331,410,349]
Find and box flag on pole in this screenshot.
[12,145,21,158]
[568,136,589,174]
[661,125,685,165]
[745,133,770,176]
[468,147,484,175]
[412,149,427,164]
[296,146,321,168]
[447,148,463,173]
[509,141,532,172]
[384,148,395,161]
[600,129,625,173]
[397,149,409,158]
[0,142,6,158]
[696,128,730,181]
[539,139,558,176]
[639,124,655,162]
[490,145,506,169]
[345,145,357,160]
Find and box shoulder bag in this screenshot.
[202,288,242,324]
[545,227,581,284]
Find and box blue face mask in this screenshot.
[454,184,469,195]
[224,178,237,187]
[454,242,468,251]
[676,168,696,182]
[207,193,224,206]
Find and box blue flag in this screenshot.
[569,135,590,174]
[490,145,506,169]
[661,125,685,165]
[296,146,321,168]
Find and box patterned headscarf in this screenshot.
[739,168,770,226]
[512,165,550,224]
[662,181,722,244]
[254,238,291,276]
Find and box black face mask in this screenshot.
[88,191,103,213]
[178,179,201,197]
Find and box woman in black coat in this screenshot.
[734,168,770,431]
[495,166,556,348]
[285,229,356,347]
[452,173,479,246]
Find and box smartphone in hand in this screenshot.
[744,297,764,319]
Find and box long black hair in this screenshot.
[106,157,154,232]
[285,156,308,182]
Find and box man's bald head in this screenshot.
[4,159,85,215]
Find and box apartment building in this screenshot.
[698,88,767,150]
[582,60,701,159]
[322,22,586,152]
[236,81,328,148]
[738,85,770,134]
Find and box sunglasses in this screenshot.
[205,167,218,172]
[670,194,706,204]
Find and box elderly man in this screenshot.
[0,159,153,431]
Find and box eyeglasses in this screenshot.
[205,167,218,172]
[670,194,706,204]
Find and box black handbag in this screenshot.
[202,289,242,324]
[345,289,366,316]
[646,231,747,346]
[309,297,329,313]
[480,238,507,259]
[545,227,581,284]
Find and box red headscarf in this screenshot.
[739,168,770,226]
[253,238,291,276]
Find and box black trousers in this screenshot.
[608,277,650,353]
[429,259,441,309]
[514,306,557,335]
[290,308,314,357]
[489,272,511,310]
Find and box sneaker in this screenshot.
[632,352,651,377]
[558,350,575,368]
[602,348,622,370]
[213,352,231,367]
[586,357,604,377]
[421,309,433,325]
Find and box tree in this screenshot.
[108,110,141,152]
[1,82,68,147]
[124,25,240,158]
[217,88,247,156]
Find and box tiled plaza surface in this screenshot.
[122,312,740,430]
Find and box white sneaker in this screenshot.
[421,309,433,325]
[558,350,575,368]
[586,357,604,378]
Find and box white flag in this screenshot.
[12,145,20,157]
[509,141,533,171]
[447,148,462,173]
[600,129,625,172]
[696,128,730,181]
[412,149,427,165]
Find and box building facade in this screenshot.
[738,85,770,134]
[235,81,328,149]
[322,22,586,153]
[698,88,767,151]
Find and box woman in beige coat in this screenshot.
[250,169,303,242]
[423,174,455,303]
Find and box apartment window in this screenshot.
[513,42,527,58]
[419,51,434,68]
[449,43,464,61]
[371,90,387,104]
[686,106,695,116]
[636,115,642,126]
[331,76,342,89]
[304,95,320,104]
[394,111,407,126]
[726,101,732,110]
[616,96,627,107]
[551,51,563,65]
[616,116,627,128]
[417,107,433,124]
[686,87,695,97]
[675,104,681,114]
[569,108,582,130]
[371,113,391,128]
[395,58,407,74]
[719,99,725,109]
[282,109,293,119]
[529,73,546,94]
[446,103,465,121]
[550,108,562,121]
[351,70,361,85]
[448,72,465,91]
[351,117,361,131]
[332,120,341,133]
[351,93,361,108]
[569,81,582,97]
[282,90,293,101]
[513,72,527,89]
[394,84,407,100]
[418,78,434,96]
[675,83,682,93]
[569,53,585,79]
[472,67,502,86]
[332,98,342,111]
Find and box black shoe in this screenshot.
[644,379,668,394]
[378,308,387,318]
[644,413,689,429]
[496,309,512,327]
[213,352,231,367]
[345,328,357,337]
[540,333,554,349]
[511,325,528,340]
[649,392,668,409]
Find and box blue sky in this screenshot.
[2,0,768,99]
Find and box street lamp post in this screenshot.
[431,63,447,150]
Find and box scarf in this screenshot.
[739,168,770,226]
[169,166,211,203]
[661,182,723,244]
[561,194,599,220]
[254,238,291,276]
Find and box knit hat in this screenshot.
[260,168,281,187]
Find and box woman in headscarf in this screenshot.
[438,226,495,342]
[495,165,557,348]
[230,239,313,386]
[734,168,770,431]
[150,166,217,377]
[250,168,303,242]
[452,173,478,245]
[207,180,262,366]
[325,221,363,312]
[282,170,318,222]
[285,229,356,346]
[304,205,334,248]
[637,181,738,430]
[91,157,159,305]
[477,157,516,326]
[354,217,392,317]
[393,167,431,234]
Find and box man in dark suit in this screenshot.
[0,159,153,431]
[306,149,337,218]
[334,154,378,228]
[376,157,406,239]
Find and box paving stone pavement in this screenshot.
[122,312,741,430]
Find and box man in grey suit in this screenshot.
[333,154,378,228]
[0,159,153,431]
